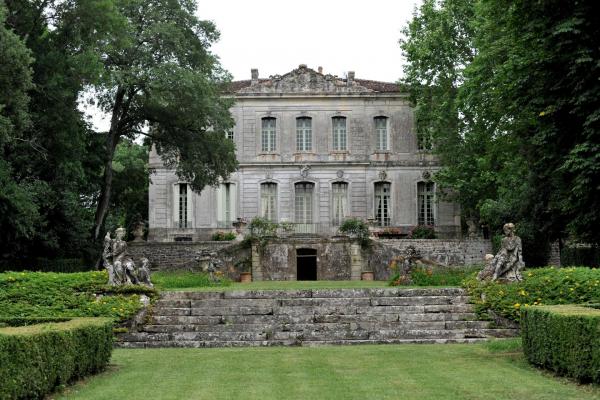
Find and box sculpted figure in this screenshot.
[490,223,525,282]
[103,227,153,287]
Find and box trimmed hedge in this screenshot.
[0,317,113,399]
[521,305,600,383]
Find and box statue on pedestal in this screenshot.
[478,223,524,282]
[103,227,153,287]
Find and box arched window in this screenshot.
[332,117,347,151]
[374,116,389,151]
[331,182,348,226]
[261,117,276,152]
[296,117,312,151]
[260,182,277,221]
[295,182,314,223]
[417,181,435,225]
[374,182,391,226]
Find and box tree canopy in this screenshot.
[401,0,600,261]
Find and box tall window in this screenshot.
[418,181,435,225]
[375,116,388,151]
[331,182,348,226]
[296,117,312,152]
[217,183,236,227]
[261,182,277,221]
[332,117,347,151]
[178,183,188,228]
[295,182,314,223]
[261,117,276,152]
[374,182,391,227]
[226,129,234,141]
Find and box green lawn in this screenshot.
[54,341,599,400]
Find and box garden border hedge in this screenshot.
[521,305,600,383]
[0,317,113,399]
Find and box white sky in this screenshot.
[87,0,419,131]
[198,0,419,82]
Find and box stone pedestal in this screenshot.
[350,242,363,281]
[251,244,263,281]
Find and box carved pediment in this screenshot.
[238,65,374,94]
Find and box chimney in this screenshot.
[347,71,355,85]
[318,66,323,74]
[251,68,259,85]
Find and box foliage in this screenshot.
[390,265,480,287]
[338,218,371,247]
[0,271,156,321]
[561,245,600,268]
[0,317,113,400]
[521,305,600,383]
[243,217,279,250]
[152,271,231,290]
[211,231,237,241]
[400,0,600,250]
[463,267,600,321]
[89,0,237,242]
[409,225,436,239]
[0,258,88,273]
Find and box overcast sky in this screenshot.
[198,0,419,82]
[87,0,419,131]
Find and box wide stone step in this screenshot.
[158,287,467,301]
[116,337,489,349]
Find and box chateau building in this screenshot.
[147,65,461,242]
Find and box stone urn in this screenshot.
[361,271,374,281]
[240,272,252,283]
[132,222,145,242]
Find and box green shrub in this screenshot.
[338,218,371,247]
[463,267,600,321]
[0,258,89,273]
[521,305,600,383]
[211,231,237,241]
[409,225,436,239]
[152,271,231,289]
[0,271,155,321]
[561,245,600,268]
[390,265,480,286]
[0,317,113,399]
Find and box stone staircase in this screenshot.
[117,287,518,348]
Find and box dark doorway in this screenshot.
[297,248,317,281]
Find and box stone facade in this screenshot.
[148,65,461,242]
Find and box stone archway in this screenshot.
[296,248,317,280]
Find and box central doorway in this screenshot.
[296,248,317,280]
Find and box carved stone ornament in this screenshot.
[378,170,387,181]
[477,222,525,282]
[336,170,344,178]
[422,171,432,180]
[300,164,311,178]
[103,227,153,287]
[265,170,273,180]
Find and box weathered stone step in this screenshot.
[158,287,467,301]
[149,312,481,326]
[116,337,489,349]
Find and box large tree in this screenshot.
[401,0,600,262]
[91,0,237,242]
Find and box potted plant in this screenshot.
[361,270,374,281]
[237,258,252,283]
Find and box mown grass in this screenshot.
[54,342,600,400]
[159,279,395,292]
[151,271,232,290]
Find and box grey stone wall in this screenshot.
[128,241,250,280]
[367,239,492,281]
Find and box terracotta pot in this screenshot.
[361,271,374,281]
[240,272,252,283]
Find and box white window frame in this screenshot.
[331,181,348,226]
[217,182,237,228]
[375,116,389,151]
[296,117,312,152]
[417,181,436,226]
[173,182,193,229]
[261,117,276,152]
[374,181,391,227]
[260,182,278,221]
[294,182,314,223]
[332,117,347,151]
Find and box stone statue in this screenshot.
[103,227,153,287]
[478,223,524,282]
[195,250,222,282]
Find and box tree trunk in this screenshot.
[92,86,126,244]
